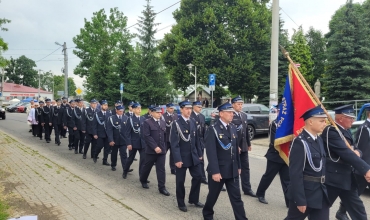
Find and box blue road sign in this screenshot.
[120,83,124,94]
[209,74,216,86]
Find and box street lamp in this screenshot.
[187,63,197,101]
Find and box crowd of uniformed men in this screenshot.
[26,96,370,220]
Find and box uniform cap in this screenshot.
[69,100,75,104]
[148,105,156,111]
[231,95,243,104]
[153,106,162,113]
[217,102,233,112]
[100,100,108,105]
[115,100,122,105]
[300,105,327,121]
[166,103,174,108]
[179,100,192,108]
[39,101,45,104]
[116,105,124,111]
[62,97,67,100]
[56,99,61,102]
[45,98,51,102]
[192,101,202,107]
[132,102,141,108]
[128,101,135,107]
[74,99,81,102]
[333,104,355,118]
[90,99,97,103]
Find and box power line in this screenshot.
[127,1,180,29]
[280,7,299,27]
[35,46,62,62]
[157,23,175,32]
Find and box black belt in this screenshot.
[303,175,325,183]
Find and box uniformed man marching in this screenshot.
[202,102,247,220]
[106,105,129,172]
[162,102,178,175]
[125,101,134,117]
[231,95,255,197]
[123,102,145,179]
[60,97,69,138]
[42,98,53,143]
[69,100,84,154]
[190,101,207,184]
[65,100,76,150]
[256,104,290,206]
[82,99,99,160]
[321,104,370,220]
[76,99,86,155]
[170,100,204,212]
[285,105,329,220]
[52,99,65,146]
[36,101,44,140]
[93,100,112,166]
[140,106,170,196]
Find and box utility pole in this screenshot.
[269,0,279,121]
[56,42,68,98]
[38,69,42,99]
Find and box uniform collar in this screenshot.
[304,129,317,140]
[181,115,190,121]
[219,119,229,128]
[193,111,199,116]
[367,118,370,123]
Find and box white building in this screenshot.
[1,82,53,103]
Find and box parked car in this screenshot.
[201,103,270,140]
[6,102,28,112]
[160,105,181,117]
[0,107,6,119]
[17,103,31,113]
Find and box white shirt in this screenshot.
[219,119,229,129]
[193,111,199,116]
[304,129,317,141]
[181,115,190,121]
[367,119,370,123]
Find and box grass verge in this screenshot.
[0,199,10,220]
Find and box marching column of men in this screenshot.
[28,96,370,219]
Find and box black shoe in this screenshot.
[46,140,50,143]
[102,161,110,166]
[57,142,61,146]
[141,182,149,189]
[74,150,78,154]
[189,201,204,208]
[69,146,72,150]
[93,157,97,163]
[122,172,127,179]
[178,206,187,212]
[63,136,67,138]
[258,197,268,204]
[29,129,32,132]
[146,180,150,183]
[201,179,208,184]
[83,154,86,159]
[171,169,176,175]
[39,138,43,140]
[79,151,83,154]
[159,189,170,196]
[111,167,116,171]
[127,169,133,173]
[221,187,226,191]
[134,158,137,161]
[244,190,256,197]
[336,209,350,220]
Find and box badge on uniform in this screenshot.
[185,130,188,133]
[116,122,118,124]
[219,134,223,138]
[196,121,198,124]
[220,125,223,129]
[233,134,236,139]
[168,120,171,123]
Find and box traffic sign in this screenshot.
[57,91,64,96]
[209,74,216,91]
[120,83,124,94]
[75,87,83,95]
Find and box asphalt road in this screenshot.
[1,113,369,220]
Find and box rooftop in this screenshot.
[2,82,52,94]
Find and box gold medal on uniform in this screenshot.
[219,134,223,139]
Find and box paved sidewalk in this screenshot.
[0,132,145,220]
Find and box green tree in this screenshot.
[124,0,171,105]
[305,27,326,84]
[4,56,38,87]
[73,8,133,105]
[288,26,314,87]
[0,9,10,67]
[53,75,76,99]
[39,71,53,91]
[159,0,271,100]
[323,0,370,101]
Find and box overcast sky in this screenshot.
[0,0,364,91]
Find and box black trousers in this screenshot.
[67,126,74,147]
[176,164,202,207]
[166,142,176,171]
[203,175,247,220]
[124,148,145,175]
[44,122,52,141]
[79,131,85,151]
[61,126,67,137]
[240,151,252,192]
[285,198,329,220]
[54,124,62,144]
[256,160,289,204]
[140,153,166,191]
[84,133,97,157]
[32,124,38,136]
[73,129,81,151]
[110,145,127,169]
[96,136,109,161]
[327,183,367,220]
[355,174,369,195]
[37,123,43,139]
